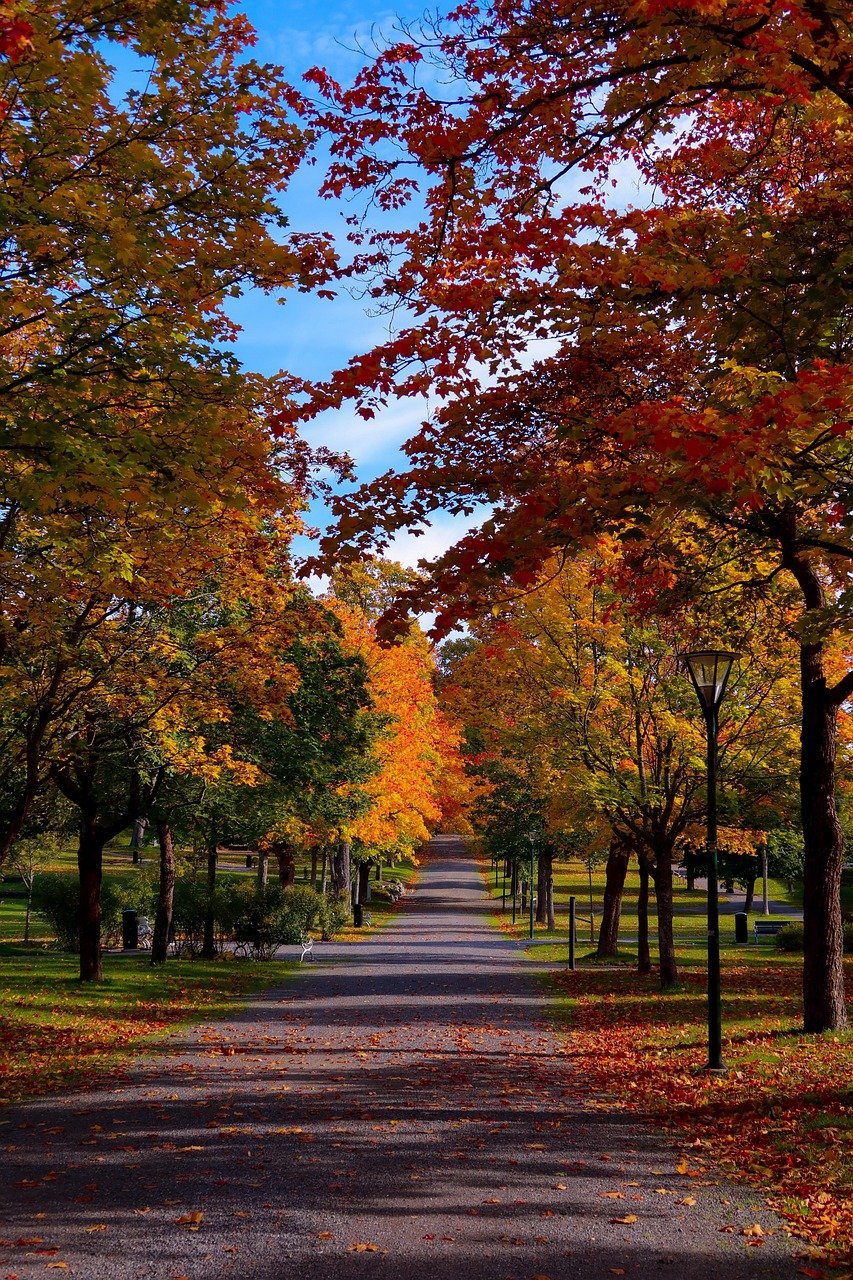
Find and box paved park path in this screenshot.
[0,836,803,1279]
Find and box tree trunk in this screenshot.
[201,825,217,959]
[320,846,328,895]
[743,876,755,913]
[151,821,176,965]
[275,842,296,887]
[78,817,105,982]
[357,861,371,904]
[310,847,318,890]
[130,817,147,865]
[800,645,848,1031]
[547,868,555,931]
[256,847,269,888]
[597,836,629,958]
[637,856,651,975]
[331,840,351,901]
[651,845,678,989]
[536,850,551,925]
[23,874,33,943]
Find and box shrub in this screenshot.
[774,922,804,952]
[32,873,134,951]
[170,876,245,956]
[774,921,853,954]
[233,884,329,959]
[322,893,350,941]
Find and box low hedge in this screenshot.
[775,920,853,953]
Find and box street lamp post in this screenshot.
[683,649,739,1074]
[527,829,536,941]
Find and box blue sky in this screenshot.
[222,0,483,572]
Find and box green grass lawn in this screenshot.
[0,944,300,1107]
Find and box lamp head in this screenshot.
[682,650,739,713]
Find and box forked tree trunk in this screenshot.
[800,643,848,1031]
[597,836,630,958]
[151,821,176,965]
[331,841,351,902]
[637,856,651,975]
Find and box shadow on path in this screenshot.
[0,836,802,1280]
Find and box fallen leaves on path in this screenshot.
[549,962,853,1265]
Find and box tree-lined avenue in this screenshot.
[0,838,801,1279]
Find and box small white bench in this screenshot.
[300,936,315,963]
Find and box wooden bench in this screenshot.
[753,919,789,943]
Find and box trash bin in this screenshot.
[245,854,254,868]
[122,908,139,950]
[734,912,748,944]
[353,903,363,928]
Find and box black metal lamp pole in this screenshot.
[683,650,739,1074]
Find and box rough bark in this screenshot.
[151,821,176,965]
[782,533,848,1031]
[801,643,848,1031]
[743,877,755,913]
[637,856,651,975]
[597,836,630,958]
[310,847,318,890]
[357,861,371,904]
[320,847,328,895]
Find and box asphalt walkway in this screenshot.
[0,836,802,1278]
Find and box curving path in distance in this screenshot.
[0,836,802,1279]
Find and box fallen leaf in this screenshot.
[175,1211,203,1230]
[610,1215,638,1225]
[349,1243,380,1253]
[84,1224,107,1233]
[676,1197,696,1207]
[317,1232,333,1240]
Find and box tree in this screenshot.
[0,1,339,863]
[440,545,803,985]
[294,2,851,1028]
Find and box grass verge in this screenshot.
[0,945,298,1108]
[544,957,853,1271]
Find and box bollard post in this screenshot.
[569,895,576,970]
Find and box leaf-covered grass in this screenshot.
[545,957,853,1269]
[0,946,298,1108]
